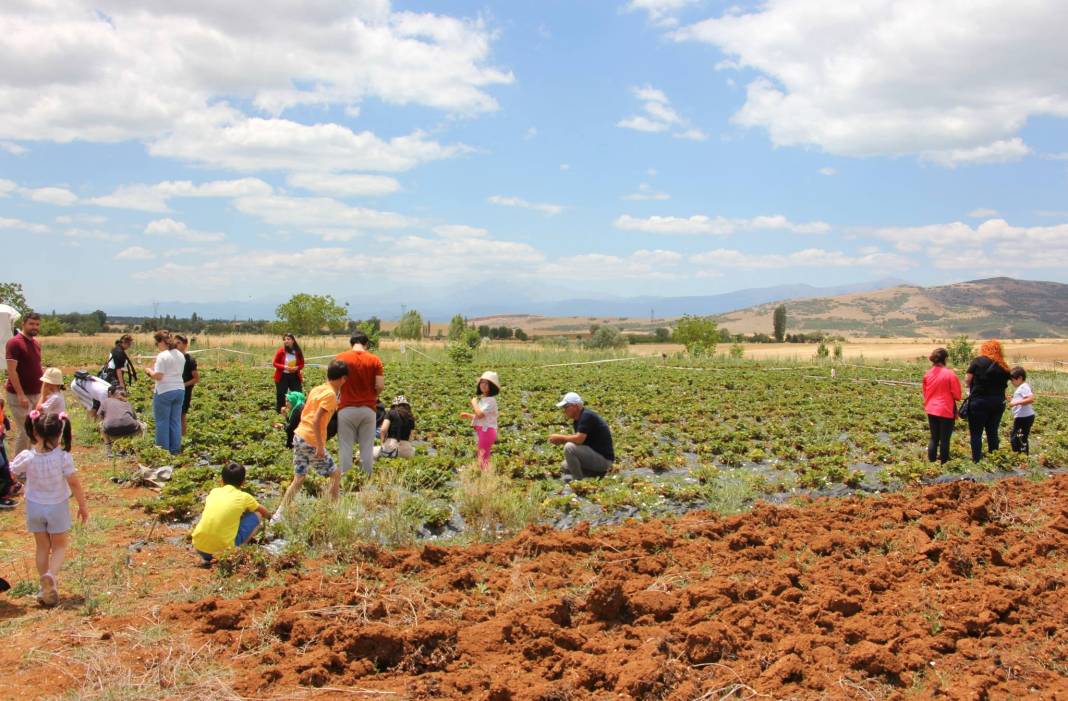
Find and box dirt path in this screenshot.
[3,445,1066,699]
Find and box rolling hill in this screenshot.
[714,277,1068,338]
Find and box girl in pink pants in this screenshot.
[461,371,499,469]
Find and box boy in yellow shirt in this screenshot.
[275,360,348,519]
[191,462,270,564]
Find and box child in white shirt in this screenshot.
[1008,366,1036,454]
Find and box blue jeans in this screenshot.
[197,512,261,561]
[153,389,185,455]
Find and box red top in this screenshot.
[272,347,304,384]
[922,365,962,419]
[336,349,383,409]
[5,331,42,396]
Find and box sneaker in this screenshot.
[40,573,58,607]
[0,498,15,509]
[269,510,283,526]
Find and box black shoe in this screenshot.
[0,498,16,509]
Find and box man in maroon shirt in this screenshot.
[5,312,42,453]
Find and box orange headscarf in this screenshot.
[979,339,1010,372]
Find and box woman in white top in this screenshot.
[460,371,500,469]
[143,331,186,454]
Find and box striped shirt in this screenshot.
[10,447,75,505]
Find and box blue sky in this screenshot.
[2,0,1068,317]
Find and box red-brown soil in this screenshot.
[162,476,1068,700]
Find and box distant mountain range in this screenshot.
[715,277,1068,338]
[102,278,908,322]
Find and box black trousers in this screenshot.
[967,396,1005,462]
[275,373,302,412]
[1011,415,1035,454]
[926,414,955,463]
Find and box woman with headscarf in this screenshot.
[282,390,305,449]
[272,334,305,412]
[964,339,1012,462]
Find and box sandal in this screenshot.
[0,498,15,509]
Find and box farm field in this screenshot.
[1,347,1067,699]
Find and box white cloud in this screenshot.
[537,249,682,281]
[967,208,999,218]
[922,138,1031,168]
[22,186,78,207]
[624,0,699,28]
[817,167,836,176]
[287,173,401,197]
[618,85,708,140]
[433,224,490,239]
[488,195,564,216]
[0,2,512,144]
[559,163,571,171]
[91,178,273,212]
[622,183,670,201]
[150,114,469,173]
[674,1,1068,164]
[115,246,156,261]
[145,218,226,243]
[0,179,14,196]
[231,193,413,236]
[693,247,910,270]
[63,227,127,242]
[870,218,1068,268]
[615,213,830,235]
[523,127,538,140]
[0,141,25,155]
[0,217,48,234]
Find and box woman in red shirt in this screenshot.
[922,347,962,464]
[273,334,305,413]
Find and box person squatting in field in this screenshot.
[375,395,416,459]
[922,347,962,464]
[549,392,615,482]
[10,411,88,607]
[460,371,499,469]
[191,462,270,564]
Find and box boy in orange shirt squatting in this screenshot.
[274,359,348,520]
[191,462,271,564]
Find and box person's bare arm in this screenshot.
[469,397,485,418]
[66,473,89,524]
[379,418,391,438]
[375,375,385,395]
[185,367,200,388]
[5,358,28,408]
[549,431,587,445]
[313,407,328,457]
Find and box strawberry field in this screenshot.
[102,351,1068,545]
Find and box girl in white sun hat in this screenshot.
[460,371,500,469]
[36,368,67,416]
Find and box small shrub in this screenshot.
[947,336,974,368]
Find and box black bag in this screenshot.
[957,395,970,420]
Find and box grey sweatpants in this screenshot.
[337,406,376,476]
[562,442,613,479]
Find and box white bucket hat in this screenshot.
[40,367,64,386]
[479,370,500,390]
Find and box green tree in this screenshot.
[275,293,349,335]
[773,304,787,343]
[447,314,467,341]
[477,324,491,338]
[673,315,719,357]
[816,339,830,359]
[654,327,671,342]
[38,315,65,336]
[0,282,31,317]
[947,336,974,367]
[585,325,627,349]
[394,309,425,340]
[514,328,529,341]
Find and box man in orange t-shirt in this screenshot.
[335,331,384,476]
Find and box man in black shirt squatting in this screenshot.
[548,391,615,482]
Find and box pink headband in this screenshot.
[59,412,69,422]
[29,410,40,420]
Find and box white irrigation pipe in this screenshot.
[536,356,645,369]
